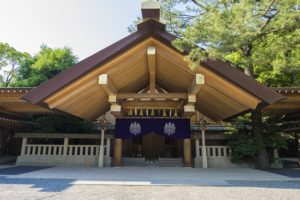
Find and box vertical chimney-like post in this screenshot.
[141,0,161,21]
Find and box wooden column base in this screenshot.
[113,138,122,166]
[183,138,192,167]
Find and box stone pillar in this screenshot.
[195,138,200,158]
[113,138,122,166]
[21,137,27,156]
[98,129,105,167]
[183,138,192,167]
[106,138,111,157]
[63,137,69,156]
[201,129,208,168]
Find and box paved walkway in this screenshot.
[0,166,299,186]
[0,166,299,199]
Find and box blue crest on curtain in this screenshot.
[115,118,190,139]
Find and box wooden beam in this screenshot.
[189,74,205,95]
[183,104,196,118]
[123,101,183,109]
[147,46,156,94]
[117,93,188,100]
[99,74,118,103]
[99,74,118,95]
[184,74,204,116]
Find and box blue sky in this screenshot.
[0,0,142,60]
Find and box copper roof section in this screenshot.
[273,87,300,95]
[0,87,34,94]
[0,87,50,114]
[263,88,300,115]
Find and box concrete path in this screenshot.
[0,166,300,199]
[0,166,299,186]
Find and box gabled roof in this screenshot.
[22,19,284,120]
[22,19,283,106]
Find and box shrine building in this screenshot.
[1,0,296,168]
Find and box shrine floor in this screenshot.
[0,166,299,200]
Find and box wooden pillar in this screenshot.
[201,129,208,168]
[252,104,270,169]
[63,137,69,156]
[113,138,122,166]
[183,138,192,167]
[98,129,105,167]
[21,137,27,156]
[106,138,111,157]
[195,138,200,158]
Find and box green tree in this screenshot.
[158,0,300,83]
[0,43,27,86]
[13,45,77,87]
[33,115,95,133]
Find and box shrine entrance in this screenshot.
[122,133,184,166]
[123,133,183,160]
[117,118,189,166]
[142,133,165,160]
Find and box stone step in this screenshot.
[122,157,184,167]
[122,157,146,166]
[158,158,183,167]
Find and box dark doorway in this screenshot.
[142,133,165,159]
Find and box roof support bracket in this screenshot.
[147,46,156,95]
[188,74,205,95]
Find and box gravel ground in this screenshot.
[0,167,299,200]
[0,180,300,200]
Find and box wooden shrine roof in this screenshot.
[0,87,51,114]
[263,88,300,115]
[12,18,282,121]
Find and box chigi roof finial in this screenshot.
[141,0,160,21]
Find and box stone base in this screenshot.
[194,157,254,168]
[16,155,112,167]
[0,156,16,164]
[105,156,112,167]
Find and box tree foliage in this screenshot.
[11,45,77,87]
[227,129,259,163]
[156,0,300,86]
[33,115,96,133]
[0,43,28,86]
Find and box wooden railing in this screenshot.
[24,145,64,156]
[67,145,100,156]
[23,144,105,157]
[198,146,231,157]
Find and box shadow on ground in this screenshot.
[0,177,75,192]
[264,168,300,178]
[0,166,74,192]
[226,180,300,189]
[0,166,51,175]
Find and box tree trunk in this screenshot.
[252,105,270,169]
[295,133,300,166]
[242,44,255,78]
[244,66,254,78]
